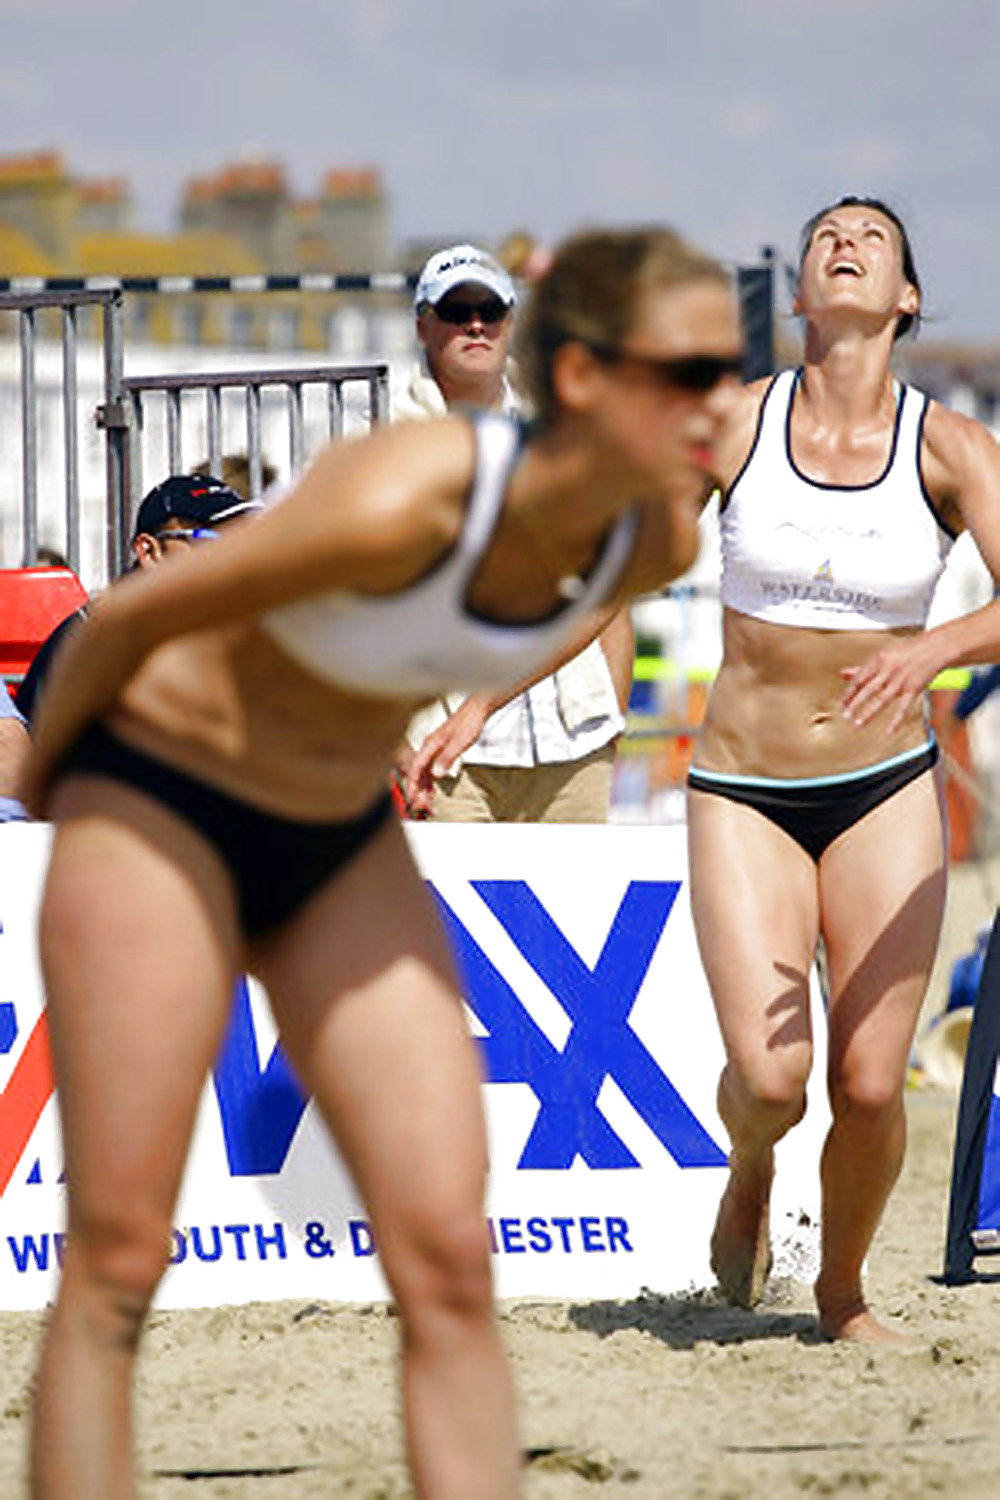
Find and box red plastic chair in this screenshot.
[0,567,89,686]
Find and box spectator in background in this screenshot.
[393,243,521,420]
[949,592,1000,725]
[0,684,29,820]
[497,228,554,287]
[17,474,262,725]
[954,663,1000,719]
[398,242,634,822]
[34,546,71,569]
[195,451,279,501]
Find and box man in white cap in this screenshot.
[396,243,634,823]
[394,242,520,419]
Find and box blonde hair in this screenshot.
[516,226,730,426]
[194,451,278,499]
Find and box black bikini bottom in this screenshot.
[60,722,394,937]
[687,741,939,862]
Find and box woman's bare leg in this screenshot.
[816,771,948,1341]
[687,791,819,1306]
[256,815,519,1499]
[30,787,240,1500]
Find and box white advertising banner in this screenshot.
[0,822,828,1310]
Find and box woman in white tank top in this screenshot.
[21,227,744,1500]
[689,196,1000,1343]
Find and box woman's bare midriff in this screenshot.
[694,609,931,779]
[101,623,422,821]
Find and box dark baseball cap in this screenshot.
[132,473,263,540]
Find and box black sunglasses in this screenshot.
[432,296,510,326]
[588,344,744,393]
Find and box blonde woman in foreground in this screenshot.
[23,226,742,1499]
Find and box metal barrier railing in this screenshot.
[0,287,394,584]
[0,260,778,592]
[115,362,390,578]
[0,288,126,579]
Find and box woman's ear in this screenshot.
[551,340,604,414]
[899,281,920,320]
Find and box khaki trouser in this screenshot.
[429,743,616,824]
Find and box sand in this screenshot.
[1,857,998,1499]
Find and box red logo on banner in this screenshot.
[0,1013,54,1195]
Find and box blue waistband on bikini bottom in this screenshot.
[688,735,937,792]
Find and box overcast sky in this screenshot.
[3,1,999,341]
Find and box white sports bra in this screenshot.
[261,412,639,698]
[719,369,955,630]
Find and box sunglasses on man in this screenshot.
[431,296,511,327]
[155,526,220,544]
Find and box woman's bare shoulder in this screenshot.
[713,377,770,487]
[264,415,478,574]
[921,398,1000,532]
[294,415,476,519]
[921,397,999,468]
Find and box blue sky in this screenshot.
[2,0,999,339]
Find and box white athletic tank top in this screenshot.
[261,412,639,698]
[719,369,955,630]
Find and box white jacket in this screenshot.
[393,359,625,768]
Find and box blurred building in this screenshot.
[76,176,133,237]
[0,150,78,262]
[307,169,390,272]
[0,149,399,355]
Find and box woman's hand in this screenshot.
[841,635,943,732]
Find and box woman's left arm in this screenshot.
[842,405,1000,729]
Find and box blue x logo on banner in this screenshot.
[433,879,725,1171]
[211,878,725,1177]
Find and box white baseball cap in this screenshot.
[414,243,516,311]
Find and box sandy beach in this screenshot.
[1,856,997,1499]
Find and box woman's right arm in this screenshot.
[22,421,473,814]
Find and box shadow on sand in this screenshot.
[568,1286,824,1350]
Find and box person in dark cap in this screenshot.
[0,682,30,819]
[16,474,261,724]
[128,472,262,562]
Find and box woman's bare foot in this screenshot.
[816,1291,908,1344]
[710,1156,773,1309]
